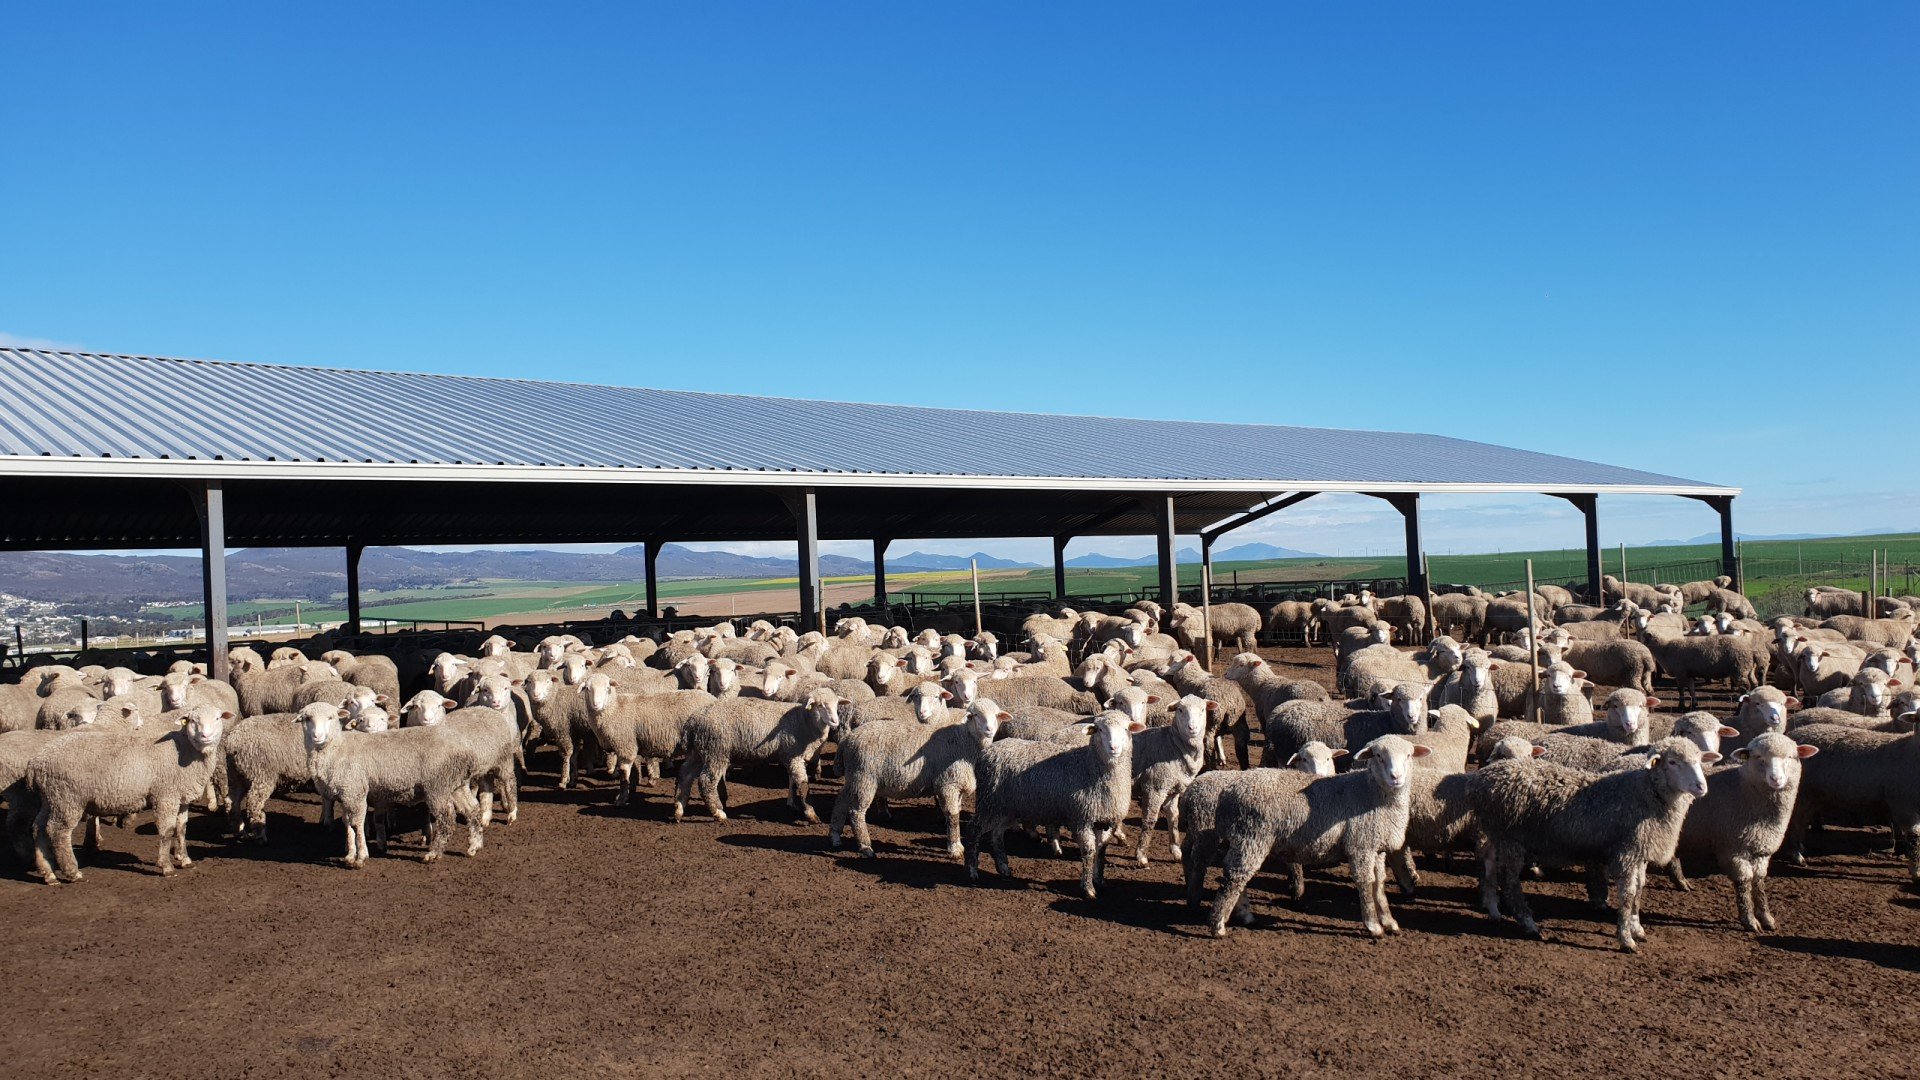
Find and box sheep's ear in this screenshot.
[1646,697,1663,710]
[1127,721,1147,733]
[1572,670,1587,680]
[1204,700,1219,713]
[1487,662,1500,670]
[376,695,390,705]
[1699,751,1721,764]
[512,678,524,687]
[1409,744,1432,758]
[441,698,458,709]
[1286,752,1302,767]
[1145,695,1159,705]
[1795,744,1820,759]
[334,707,351,720]
[1529,745,1546,758]
[1330,748,1349,760]
[895,659,906,668]
[1731,747,1751,762]
[1785,697,1801,709]
[1353,745,1374,762]
[939,689,953,700]
[1717,726,1741,739]
[190,674,204,684]
[1892,680,1903,689]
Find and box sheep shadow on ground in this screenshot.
[1761,935,1920,973]
[718,832,966,892]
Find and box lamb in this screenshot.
[1161,653,1255,769]
[1537,662,1594,727]
[1386,705,1483,898]
[1641,627,1759,709]
[579,675,716,807]
[1555,637,1658,697]
[674,689,843,823]
[222,709,325,843]
[27,704,230,883]
[965,711,1145,900]
[1265,683,1429,765]
[0,701,131,857]
[1194,735,1430,938]
[1804,587,1864,619]
[1434,647,1498,723]
[1167,602,1261,655]
[522,668,595,788]
[399,686,521,827]
[1814,667,1900,717]
[299,704,484,868]
[1125,695,1211,865]
[1535,583,1575,610]
[1470,737,1715,951]
[1314,597,1382,640]
[1784,714,1920,885]
[1730,686,1798,742]
[1670,733,1819,931]
[1221,653,1330,721]
[829,698,1004,859]
[1793,640,1866,700]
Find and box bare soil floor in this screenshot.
[1,647,1915,1078]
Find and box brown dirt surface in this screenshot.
[1,645,1914,1077]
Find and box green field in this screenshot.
[147,534,1920,628]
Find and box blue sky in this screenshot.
[4,4,1914,564]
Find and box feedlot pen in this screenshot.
[0,644,1910,1078]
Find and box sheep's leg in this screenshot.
[422,798,454,864]
[498,766,518,825]
[1075,825,1102,900]
[1232,719,1251,771]
[83,815,101,854]
[474,780,495,829]
[340,797,367,866]
[672,765,696,822]
[701,768,728,821]
[963,821,984,881]
[6,801,33,862]
[41,805,82,884]
[1613,859,1644,951]
[1209,847,1262,937]
[1375,851,1399,933]
[989,821,1012,879]
[1730,859,1759,932]
[1899,811,1920,887]
[459,787,485,856]
[787,757,820,824]
[1753,859,1778,931]
[170,803,192,869]
[1665,858,1689,892]
[1499,851,1538,936]
[1389,846,1419,897]
[558,738,576,790]
[1165,797,1184,861]
[1287,861,1308,901]
[938,786,964,860]
[1352,853,1385,937]
[243,781,274,845]
[1183,834,1214,909]
[1133,789,1166,866]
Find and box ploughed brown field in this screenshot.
[1,646,1914,1077]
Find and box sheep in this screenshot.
[1342,642,1439,700]
[830,698,1004,859]
[1374,594,1428,641]
[298,703,485,868]
[1161,652,1255,769]
[1221,653,1330,721]
[1125,695,1212,865]
[1484,593,1550,642]
[229,648,339,717]
[1262,600,1317,644]
[1669,733,1819,931]
[1641,627,1759,709]
[1814,667,1900,717]
[674,689,843,823]
[1704,588,1757,620]
[522,668,596,788]
[1265,683,1429,765]
[1167,602,1262,655]
[1314,597,1382,640]
[1730,686,1799,742]
[1195,735,1430,938]
[1263,698,1354,766]
[578,676,716,807]
[1603,574,1667,611]
[1804,587,1864,619]
[1470,737,1716,951]
[1555,637,1658,697]
[1784,714,1920,885]
[27,704,230,883]
[1823,614,1916,649]
[964,711,1146,900]
[1537,662,1594,727]
[963,673,1100,715]
[1535,583,1575,610]
[1429,592,1486,642]
[318,650,403,707]
[1386,705,1483,898]
[1434,647,1498,723]
[404,678,521,827]
[847,681,958,729]
[222,709,327,843]
[1335,624,1393,685]
[157,671,240,716]
[0,700,132,857]
[1793,640,1867,700]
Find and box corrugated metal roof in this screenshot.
[0,349,1734,495]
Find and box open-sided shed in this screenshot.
[0,349,1739,676]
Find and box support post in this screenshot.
[970,559,983,636]
[1053,536,1069,600]
[1525,559,1540,725]
[780,488,822,631]
[1556,494,1603,604]
[644,541,661,620]
[1710,495,1739,589]
[872,538,889,614]
[344,543,365,637]
[1381,493,1427,601]
[193,481,230,682]
[1200,542,1215,669]
[1151,495,1177,611]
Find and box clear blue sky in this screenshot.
[5,4,1914,563]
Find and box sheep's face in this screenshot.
[963,701,1005,747]
[1608,700,1645,739]
[1355,735,1428,791]
[945,669,981,706]
[344,686,384,717]
[1387,686,1428,734]
[881,627,909,648]
[402,690,450,727]
[1371,625,1393,645]
[581,674,616,714]
[706,659,739,696]
[1713,612,1738,634]
[1487,736,1544,762]
[536,641,566,668]
[1428,638,1464,672]
[674,656,710,690]
[301,706,343,750]
[1107,687,1154,725]
[867,654,897,686]
[1287,743,1343,776]
[909,683,952,724]
[1086,716,1140,762]
[1735,734,1815,793]
[1171,696,1211,749]
[177,705,227,751]
[98,668,136,697]
[761,665,788,698]
[1648,740,1713,798]
[526,670,559,705]
[804,690,842,733]
[430,654,467,693]
[1545,664,1577,695]
[356,707,392,733]
[471,675,515,713]
[479,636,511,658]
[159,672,194,710]
[1224,654,1265,681]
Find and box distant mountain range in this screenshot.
[0,539,1326,609]
[1644,530,1874,547]
[1065,542,1324,568]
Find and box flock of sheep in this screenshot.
[0,574,1915,955]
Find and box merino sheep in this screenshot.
[1167,602,1262,655]
[1125,695,1212,865]
[1641,628,1758,709]
[28,704,230,883]
[1555,638,1658,697]
[674,689,843,823]
[1386,705,1482,898]
[830,698,1004,859]
[402,682,521,827]
[1669,733,1817,931]
[579,676,716,807]
[1784,713,1920,885]
[1221,653,1330,721]
[965,712,1145,899]
[299,704,484,867]
[1471,738,1716,951]
[1193,735,1430,938]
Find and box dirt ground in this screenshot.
[2,646,1915,1078]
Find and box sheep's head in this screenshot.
[355,706,392,733]
[430,653,468,693]
[300,703,344,750]
[401,689,455,727]
[470,674,517,715]
[1385,683,1430,734]
[525,669,560,705]
[674,654,710,690]
[880,626,910,649]
[1171,695,1212,750]
[1370,624,1394,645]
[176,704,228,752]
[1486,736,1545,762]
[1074,713,1144,763]
[1733,733,1816,793]
[1645,738,1714,799]
[944,668,981,706]
[1223,653,1265,681]
[706,657,740,696]
[803,689,843,733]
[964,699,1006,748]
[343,685,386,718]
[479,635,512,659]
[1853,668,1896,710]
[1671,712,1741,756]
[1354,734,1429,791]
[1427,637,1464,673]
[1604,689,1655,739]
[158,670,204,710]
[580,673,618,714]
[1736,688,1797,735]
[1105,686,1156,726]
[908,681,953,724]
[1287,740,1345,776]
